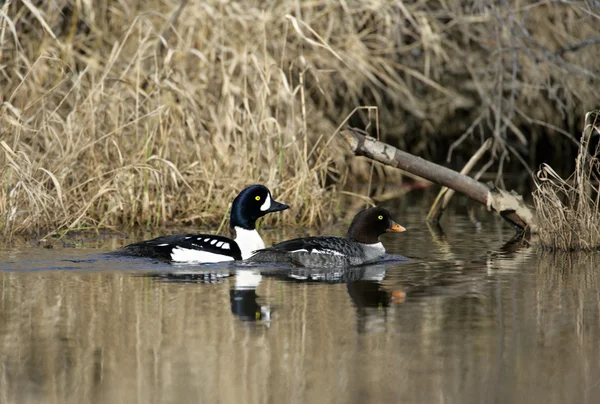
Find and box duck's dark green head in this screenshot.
[230,185,289,230]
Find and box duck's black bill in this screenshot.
[267,200,289,213]
[386,221,406,233]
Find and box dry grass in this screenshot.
[0,0,348,238]
[533,112,600,251]
[1,0,599,238]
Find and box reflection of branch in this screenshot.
[500,232,530,254]
[426,221,456,260]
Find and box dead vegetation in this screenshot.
[533,112,600,251]
[0,0,344,237]
[0,0,599,238]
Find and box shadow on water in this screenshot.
[1,203,600,403]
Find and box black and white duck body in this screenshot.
[248,207,405,268]
[115,185,288,263]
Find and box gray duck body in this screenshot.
[248,207,405,268]
[248,236,386,268]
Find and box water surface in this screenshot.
[1,201,599,404]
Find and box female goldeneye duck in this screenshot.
[115,185,289,262]
[248,207,405,268]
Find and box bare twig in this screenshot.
[556,36,600,56]
[428,138,492,222]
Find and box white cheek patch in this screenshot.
[171,247,234,263]
[260,194,272,211]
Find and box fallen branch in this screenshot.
[341,127,537,232]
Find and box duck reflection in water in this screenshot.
[345,265,406,334]
[268,263,406,334]
[230,269,271,323]
[147,261,406,332]
[146,267,271,325]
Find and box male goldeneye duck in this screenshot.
[248,207,405,268]
[115,185,289,262]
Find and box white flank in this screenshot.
[170,247,234,263]
[235,269,262,289]
[234,227,265,259]
[260,194,272,211]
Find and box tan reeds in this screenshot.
[1,1,599,238]
[533,112,600,251]
[0,0,348,238]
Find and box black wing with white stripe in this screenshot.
[117,234,243,261]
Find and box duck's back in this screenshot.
[250,236,371,268]
[115,234,243,262]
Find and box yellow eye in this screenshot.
[378,215,383,220]
[255,196,261,201]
